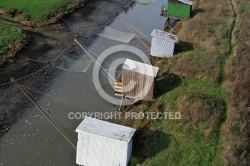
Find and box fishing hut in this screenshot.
[76,116,136,166]
[150,29,178,58]
[115,59,159,101]
[161,0,193,19]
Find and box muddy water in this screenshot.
[0,0,166,165]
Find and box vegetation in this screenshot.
[222,0,250,164]
[128,0,249,165]
[0,0,86,63]
[0,22,27,63]
[131,79,228,165]
[0,0,86,22]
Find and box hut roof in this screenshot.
[169,0,193,5]
[151,29,178,42]
[122,59,159,77]
[178,0,193,5]
[76,117,135,143]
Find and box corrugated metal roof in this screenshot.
[151,29,178,42]
[177,0,193,6]
[76,117,136,143]
[122,59,159,77]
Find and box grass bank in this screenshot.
[0,0,87,63]
[0,0,87,26]
[0,22,27,65]
[127,0,249,165]
[130,79,228,166]
[222,0,250,164]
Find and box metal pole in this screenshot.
[11,78,77,150]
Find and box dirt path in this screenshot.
[222,0,250,164]
[218,0,237,83]
[0,0,132,137]
[228,0,237,56]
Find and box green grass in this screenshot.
[130,0,249,164]
[0,0,73,21]
[129,1,236,165]
[158,0,234,83]
[161,79,227,108]
[143,133,223,166]
[131,79,228,166]
[0,22,26,56]
[221,0,250,164]
[158,79,227,166]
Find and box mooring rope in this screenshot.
[21,85,97,112]
[117,16,151,51]
[0,46,70,87]
[11,78,77,150]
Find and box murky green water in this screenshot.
[0,1,166,165]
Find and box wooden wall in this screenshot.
[122,69,154,101]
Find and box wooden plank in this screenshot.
[115,82,123,86]
[115,89,123,93]
[115,87,123,90]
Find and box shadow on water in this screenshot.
[164,18,181,31]
[155,73,182,97]
[129,37,151,56]
[191,8,205,18]
[35,43,54,54]
[130,128,171,164]
[124,1,136,14]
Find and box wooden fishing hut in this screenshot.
[115,59,159,101]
